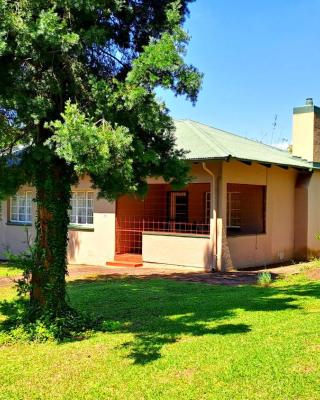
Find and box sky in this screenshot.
[159,0,320,147]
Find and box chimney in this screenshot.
[292,98,320,162]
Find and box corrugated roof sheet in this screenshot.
[174,119,317,170]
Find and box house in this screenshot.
[2,98,320,271]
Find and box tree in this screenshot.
[0,0,202,323]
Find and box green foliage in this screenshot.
[257,271,273,287]
[0,297,102,344]
[0,0,202,327]
[47,102,136,198]
[0,264,23,278]
[5,249,34,295]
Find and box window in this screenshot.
[227,184,266,235]
[10,192,32,223]
[227,191,241,228]
[69,192,94,225]
[168,191,188,222]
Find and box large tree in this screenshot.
[0,0,202,322]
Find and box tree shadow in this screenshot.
[121,322,251,364]
[1,275,319,365]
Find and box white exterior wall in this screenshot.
[0,177,116,267]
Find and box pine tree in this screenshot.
[0,0,202,322]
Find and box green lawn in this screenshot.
[1,271,320,399]
[0,263,22,278]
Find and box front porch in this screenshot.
[108,183,215,269]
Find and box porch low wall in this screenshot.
[142,232,211,269]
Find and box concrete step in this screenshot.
[106,253,143,268]
[106,260,143,268]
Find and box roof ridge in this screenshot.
[185,120,231,156]
[179,120,211,147]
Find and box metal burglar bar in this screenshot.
[115,183,211,255]
[226,183,266,236]
[115,217,210,254]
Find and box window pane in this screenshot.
[11,206,18,214]
[10,192,32,223]
[169,192,188,222]
[69,192,94,225]
[11,213,18,221]
[19,213,26,222]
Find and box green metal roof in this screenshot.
[174,119,318,170]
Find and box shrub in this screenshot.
[257,271,272,287]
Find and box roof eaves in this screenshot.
[185,156,229,162]
[185,155,314,170]
[232,157,313,170]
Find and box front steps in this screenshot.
[106,253,143,268]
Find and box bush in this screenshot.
[257,271,272,287]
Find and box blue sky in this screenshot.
[159,0,320,146]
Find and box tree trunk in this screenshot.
[31,152,72,317]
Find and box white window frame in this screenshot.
[69,191,94,226]
[10,191,32,224]
[227,191,241,228]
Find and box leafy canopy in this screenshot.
[0,0,202,197]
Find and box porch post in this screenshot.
[202,163,217,270]
[210,174,217,269]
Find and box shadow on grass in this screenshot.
[1,275,320,364]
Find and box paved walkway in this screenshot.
[67,262,305,286]
[0,276,16,288]
[0,262,306,288]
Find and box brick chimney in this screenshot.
[292,98,320,162]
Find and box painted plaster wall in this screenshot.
[305,171,320,257]
[294,173,310,259]
[67,176,115,266]
[222,161,297,268]
[142,233,211,269]
[0,177,115,267]
[292,111,315,161]
[146,160,222,185]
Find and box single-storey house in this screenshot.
[2,98,320,271]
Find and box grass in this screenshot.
[0,263,23,278]
[1,271,320,399]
